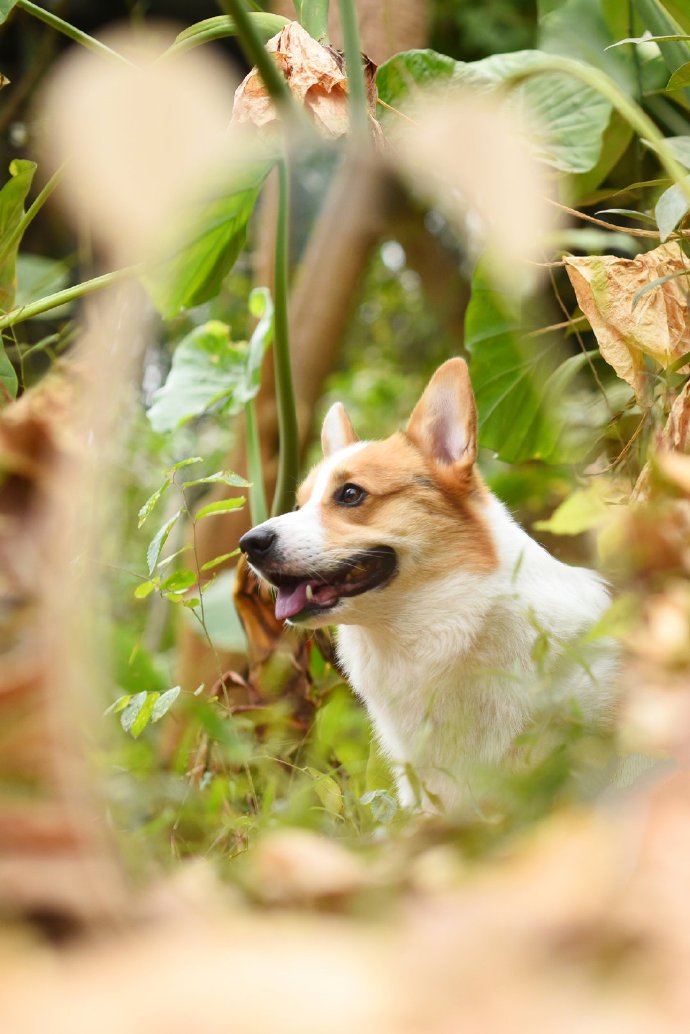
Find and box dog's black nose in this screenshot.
[239,526,277,562]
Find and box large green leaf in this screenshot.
[377,48,612,174]
[148,322,242,432]
[0,0,18,25]
[0,159,37,313]
[465,267,592,464]
[167,13,289,57]
[655,174,690,239]
[15,254,71,319]
[0,342,17,401]
[145,162,272,319]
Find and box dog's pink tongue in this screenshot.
[275,582,309,621]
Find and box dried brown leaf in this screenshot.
[565,245,690,402]
[232,21,380,140]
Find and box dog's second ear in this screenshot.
[406,358,477,468]
[321,402,359,457]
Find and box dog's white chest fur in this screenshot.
[337,496,616,810]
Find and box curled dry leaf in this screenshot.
[633,376,690,502]
[394,92,553,289]
[232,21,381,140]
[565,244,690,402]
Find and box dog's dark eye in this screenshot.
[335,482,367,507]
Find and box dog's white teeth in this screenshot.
[305,584,314,601]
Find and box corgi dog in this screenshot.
[239,359,617,811]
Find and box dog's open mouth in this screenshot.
[265,546,398,622]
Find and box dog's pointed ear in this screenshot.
[321,402,359,457]
[406,358,477,468]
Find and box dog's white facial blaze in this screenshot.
[248,441,369,570]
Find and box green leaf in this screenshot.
[200,550,240,572]
[306,766,343,814]
[533,486,609,535]
[137,478,171,528]
[667,60,690,89]
[159,569,197,594]
[0,342,17,401]
[298,0,330,40]
[145,162,272,319]
[120,691,152,737]
[15,255,71,319]
[465,266,593,463]
[134,579,158,599]
[166,456,203,474]
[156,544,193,569]
[146,508,182,574]
[147,321,247,433]
[195,496,246,520]
[151,686,181,722]
[607,33,690,48]
[241,286,274,405]
[182,471,251,489]
[360,788,397,823]
[655,175,690,240]
[634,0,690,105]
[167,13,289,56]
[104,693,132,717]
[652,135,690,167]
[0,159,37,312]
[0,1,18,26]
[377,49,612,173]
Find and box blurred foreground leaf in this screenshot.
[377,48,611,173]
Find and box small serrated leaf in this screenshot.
[182,471,251,489]
[146,509,182,574]
[156,544,193,570]
[159,569,197,593]
[120,691,148,734]
[200,550,240,572]
[134,579,159,599]
[151,686,181,722]
[166,456,204,474]
[104,693,132,717]
[195,497,246,520]
[655,176,690,241]
[137,478,171,528]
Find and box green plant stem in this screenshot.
[245,399,268,525]
[17,1,130,64]
[0,161,66,266]
[301,0,330,41]
[506,55,690,202]
[338,0,369,140]
[218,0,291,108]
[271,158,299,516]
[0,265,137,330]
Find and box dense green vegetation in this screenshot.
[2,0,690,880]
